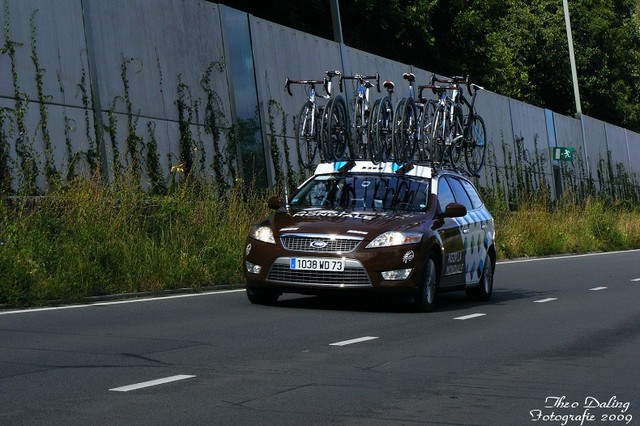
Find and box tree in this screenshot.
[570,0,640,128]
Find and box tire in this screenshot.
[464,114,487,176]
[418,100,437,162]
[246,285,280,305]
[431,104,448,168]
[321,95,349,162]
[368,99,382,164]
[466,255,493,302]
[413,255,438,312]
[351,99,365,159]
[399,97,418,163]
[320,98,335,161]
[375,96,394,163]
[295,101,318,169]
[392,98,406,163]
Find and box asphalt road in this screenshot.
[1,250,639,425]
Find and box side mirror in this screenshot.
[267,196,283,210]
[442,202,467,218]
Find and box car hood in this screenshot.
[268,207,429,238]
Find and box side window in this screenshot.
[447,177,473,211]
[436,178,456,212]
[460,179,483,209]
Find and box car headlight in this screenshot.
[250,225,275,244]
[366,231,422,248]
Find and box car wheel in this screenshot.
[467,257,493,301]
[414,256,438,312]
[246,285,280,305]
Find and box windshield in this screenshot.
[290,173,430,212]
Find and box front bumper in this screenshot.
[244,239,426,295]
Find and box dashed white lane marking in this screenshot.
[589,286,608,291]
[109,374,196,392]
[330,336,379,346]
[454,313,486,320]
[533,298,558,303]
[631,278,640,282]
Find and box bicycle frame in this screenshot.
[458,83,482,133]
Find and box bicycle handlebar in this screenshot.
[468,82,484,96]
[324,70,342,96]
[284,70,342,96]
[284,77,326,96]
[428,73,484,96]
[417,84,443,101]
[339,73,381,93]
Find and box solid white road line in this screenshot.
[498,249,640,265]
[453,313,486,320]
[329,336,379,346]
[109,374,196,392]
[533,298,558,303]
[0,289,245,316]
[589,286,608,291]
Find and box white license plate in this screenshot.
[289,257,345,271]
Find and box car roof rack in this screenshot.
[313,158,477,179]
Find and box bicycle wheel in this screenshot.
[351,98,365,159]
[464,113,487,175]
[418,99,437,162]
[375,96,394,163]
[392,98,406,163]
[397,97,418,163]
[368,99,382,164]
[295,101,317,169]
[407,98,420,163]
[430,104,449,168]
[321,95,349,162]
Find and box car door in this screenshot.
[435,176,466,287]
[458,178,494,286]
[447,176,485,286]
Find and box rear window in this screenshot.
[291,174,430,211]
[446,177,473,211]
[459,179,484,209]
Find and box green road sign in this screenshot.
[552,146,574,161]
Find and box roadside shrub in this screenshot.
[0,177,273,307]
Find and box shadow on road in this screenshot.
[270,286,550,314]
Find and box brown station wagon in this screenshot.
[243,160,496,311]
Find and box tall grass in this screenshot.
[0,177,272,307]
[2,175,639,308]
[1,165,639,308]
[489,195,640,258]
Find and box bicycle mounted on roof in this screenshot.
[338,73,380,163]
[285,70,345,169]
[421,74,487,176]
[285,70,487,175]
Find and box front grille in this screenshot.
[267,259,371,287]
[280,235,362,253]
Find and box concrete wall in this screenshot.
[0,0,637,196]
